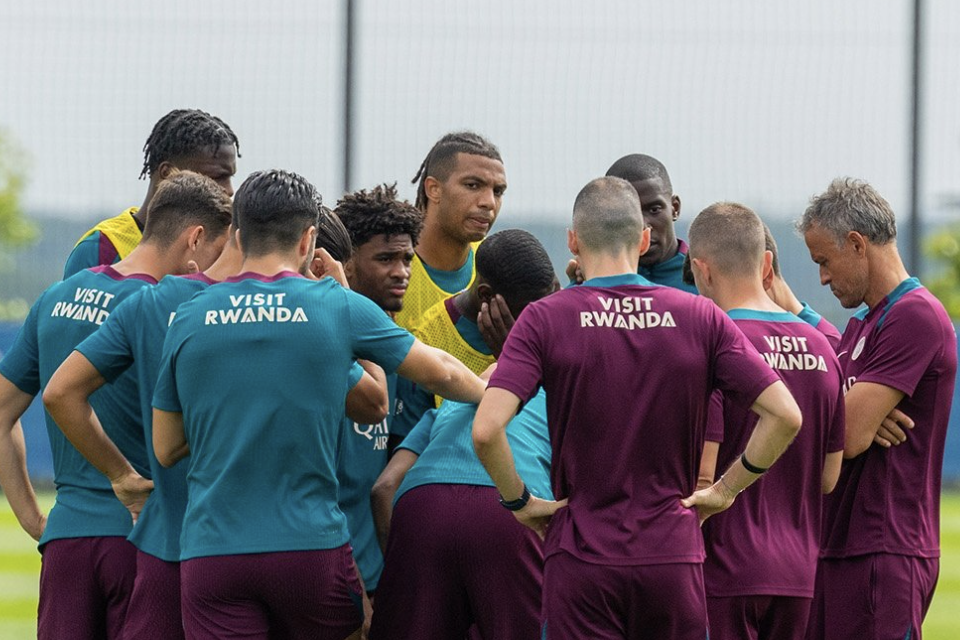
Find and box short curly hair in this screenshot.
[335,183,424,250]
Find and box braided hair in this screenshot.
[140,109,240,179]
[410,131,501,210]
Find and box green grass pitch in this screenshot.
[1,492,959,638]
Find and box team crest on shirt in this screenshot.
[851,336,867,360]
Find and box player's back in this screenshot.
[156,271,414,560]
[492,273,778,565]
[397,389,552,503]
[702,310,845,597]
[76,272,214,562]
[1,266,155,544]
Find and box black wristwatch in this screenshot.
[499,484,531,511]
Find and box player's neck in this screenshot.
[865,247,911,309]
[238,251,304,278]
[416,220,471,272]
[112,243,172,281]
[712,278,783,314]
[454,289,480,324]
[578,250,639,281]
[205,242,244,282]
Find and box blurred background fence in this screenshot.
[0,0,958,483]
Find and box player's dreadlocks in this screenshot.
[335,183,424,250]
[140,109,240,179]
[410,131,502,210]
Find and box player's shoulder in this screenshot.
[882,283,952,334]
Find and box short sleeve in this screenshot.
[63,233,103,279]
[397,409,437,456]
[151,315,185,413]
[710,308,780,409]
[704,391,725,442]
[347,361,364,390]
[75,292,139,383]
[0,294,44,395]
[488,304,545,403]
[347,290,415,374]
[855,301,940,398]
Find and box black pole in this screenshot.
[342,0,356,195]
[908,0,923,276]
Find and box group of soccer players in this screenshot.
[0,107,954,640]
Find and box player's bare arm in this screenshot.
[44,351,154,523]
[698,441,720,491]
[395,340,486,405]
[370,449,419,552]
[153,408,189,468]
[474,387,567,539]
[843,382,907,458]
[682,380,801,524]
[346,361,389,425]
[0,375,46,541]
[822,451,843,494]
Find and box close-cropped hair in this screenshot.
[335,183,424,249]
[688,202,766,277]
[141,170,233,246]
[475,229,556,303]
[140,109,240,179]
[411,131,502,209]
[572,176,644,254]
[797,177,897,246]
[233,169,321,257]
[605,153,673,193]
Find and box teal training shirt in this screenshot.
[419,247,475,294]
[337,373,396,590]
[638,238,697,294]
[153,271,415,560]
[395,389,553,504]
[0,266,156,545]
[76,273,213,561]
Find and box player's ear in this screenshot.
[761,250,774,290]
[234,227,243,253]
[672,195,681,221]
[424,176,442,205]
[847,231,868,257]
[299,225,317,260]
[567,228,579,256]
[477,282,494,304]
[156,161,177,181]
[186,225,204,252]
[343,255,356,280]
[638,226,651,257]
[691,257,710,285]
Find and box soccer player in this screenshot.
[0,171,231,640]
[569,154,695,293]
[800,178,957,640]
[687,203,845,640]
[63,109,240,278]
[333,183,424,595]
[393,229,558,441]
[367,232,557,640]
[393,131,507,331]
[43,195,366,640]
[473,176,802,640]
[151,169,487,639]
